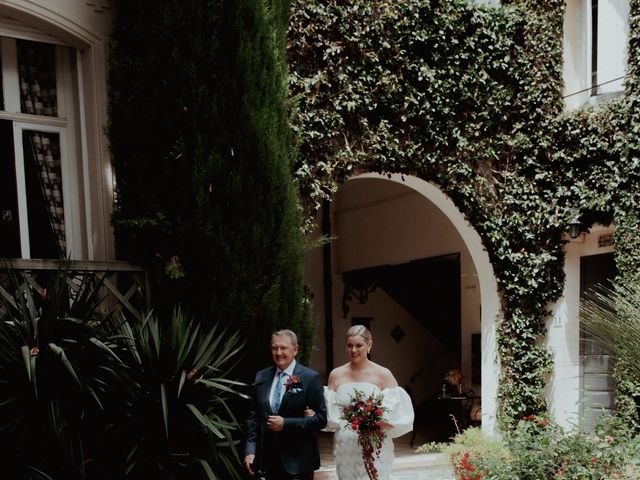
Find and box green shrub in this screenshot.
[110,308,247,480]
[418,427,508,480]
[0,269,247,480]
[423,416,640,480]
[108,0,310,374]
[0,269,126,479]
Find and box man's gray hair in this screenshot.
[272,329,298,346]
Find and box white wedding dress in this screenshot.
[324,382,414,480]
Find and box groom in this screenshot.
[244,329,327,479]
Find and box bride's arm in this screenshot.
[378,366,414,437]
[327,368,340,391]
[379,366,398,390]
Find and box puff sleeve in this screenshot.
[381,387,414,438]
[323,387,341,432]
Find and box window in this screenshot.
[563,0,629,108]
[591,0,598,96]
[0,36,82,259]
[590,0,629,96]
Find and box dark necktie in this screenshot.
[271,370,285,413]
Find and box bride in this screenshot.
[321,325,414,479]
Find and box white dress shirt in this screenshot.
[269,360,297,411]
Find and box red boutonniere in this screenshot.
[285,375,303,394]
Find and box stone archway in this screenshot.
[334,173,500,434]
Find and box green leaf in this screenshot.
[186,404,224,438]
[48,342,81,387]
[160,382,169,438]
[195,458,218,480]
[21,345,31,382]
[90,336,125,364]
[196,379,249,399]
[177,369,187,399]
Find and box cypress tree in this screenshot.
[108,0,310,374]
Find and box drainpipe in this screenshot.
[322,200,334,375]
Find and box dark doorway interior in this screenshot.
[580,252,616,432]
[342,253,461,360]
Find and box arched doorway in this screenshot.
[306,173,500,435]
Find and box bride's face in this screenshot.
[346,335,370,363]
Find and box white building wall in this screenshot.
[563,0,590,109]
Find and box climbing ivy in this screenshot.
[610,0,640,426]
[289,0,640,427]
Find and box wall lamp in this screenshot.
[567,216,582,239]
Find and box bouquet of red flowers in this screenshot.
[339,389,389,480]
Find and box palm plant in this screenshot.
[0,268,127,479]
[0,269,247,480]
[112,307,248,480]
[580,280,640,382]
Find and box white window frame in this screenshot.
[12,123,73,259]
[589,0,629,100]
[0,34,84,259]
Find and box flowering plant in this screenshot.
[339,389,389,480]
[285,375,303,394]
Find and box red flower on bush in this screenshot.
[452,451,486,480]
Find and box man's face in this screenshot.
[271,335,298,371]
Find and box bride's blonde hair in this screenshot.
[346,324,372,345]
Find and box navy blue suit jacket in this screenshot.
[245,362,327,475]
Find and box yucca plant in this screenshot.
[0,268,128,480]
[0,269,247,480]
[580,281,640,382]
[111,307,248,480]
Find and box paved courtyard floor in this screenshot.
[315,431,456,479]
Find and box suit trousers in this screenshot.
[261,441,313,480]
[264,462,313,480]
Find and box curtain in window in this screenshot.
[17,40,57,117]
[26,131,65,257]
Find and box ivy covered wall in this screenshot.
[288,0,640,426]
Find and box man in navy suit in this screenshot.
[244,329,327,479]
